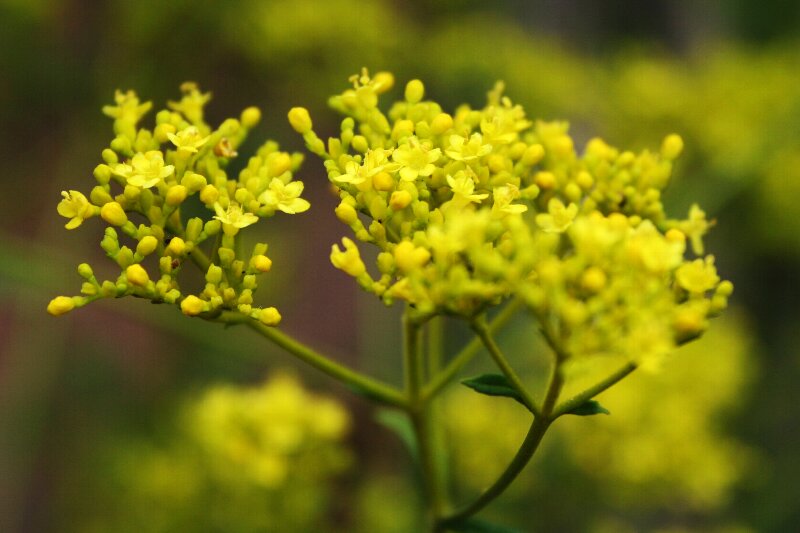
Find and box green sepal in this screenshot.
[461,374,526,407]
[564,399,610,416]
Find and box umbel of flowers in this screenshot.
[292,69,731,369]
[48,83,310,326]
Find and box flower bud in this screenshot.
[100,202,128,226]
[390,190,412,210]
[259,307,282,326]
[288,107,313,134]
[199,184,219,205]
[136,235,158,256]
[405,79,424,103]
[252,254,273,273]
[430,113,453,135]
[165,237,185,256]
[125,264,150,286]
[180,295,206,316]
[47,296,75,316]
[335,202,358,225]
[166,185,188,206]
[661,134,684,160]
[240,106,262,129]
[77,263,94,279]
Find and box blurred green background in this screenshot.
[2,0,799,531]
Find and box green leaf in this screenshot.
[449,517,523,532]
[461,374,526,407]
[375,408,417,459]
[565,399,610,416]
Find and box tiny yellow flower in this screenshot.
[334,149,397,185]
[101,89,152,124]
[57,190,93,229]
[676,257,720,294]
[167,126,210,153]
[446,171,489,207]
[115,151,174,188]
[536,198,578,233]
[391,138,441,182]
[214,202,259,235]
[491,185,527,217]
[258,178,310,214]
[680,204,712,255]
[331,237,366,277]
[445,133,492,161]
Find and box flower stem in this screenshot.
[404,310,447,526]
[217,311,407,408]
[437,359,563,530]
[471,316,542,417]
[422,298,523,401]
[552,361,637,418]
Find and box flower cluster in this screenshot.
[48,84,310,325]
[293,70,731,363]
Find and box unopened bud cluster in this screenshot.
[295,70,731,364]
[49,84,310,325]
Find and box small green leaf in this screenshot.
[565,399,610,416]
[375,408,417,459]
[461,374,526,407]
[449,517,523,532]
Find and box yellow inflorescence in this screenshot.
[297,70,731,364]
[49,84,310,325]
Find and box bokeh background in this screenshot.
[2,0,800,531]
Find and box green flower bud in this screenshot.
[240,106,261,129]
[102,148,118,165]
[186,217,203,242]
[93,164,112,184]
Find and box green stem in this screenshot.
[437,360,563,530]
[404,311,447,525]
[471,316,541,417]
[552,362,637,418]
[422,298,523,401]
[217,312,407,408]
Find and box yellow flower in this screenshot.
[393,240,431,273]
[330,237,366,277]
[168,82,211,124]
[680,204,712,255]
[167,126,210,153]
[101,89,152,124]
[57,190,93,229]
[446,171,488,207]
[334,149,397,185]
[491,184,527,217]
[535,198,578,233]
[214,202,259,235]
[258,178,310,214]
[676,257,720,294]
[445,133,492,161]
[391,138,441,182]
[115,151,174,189]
